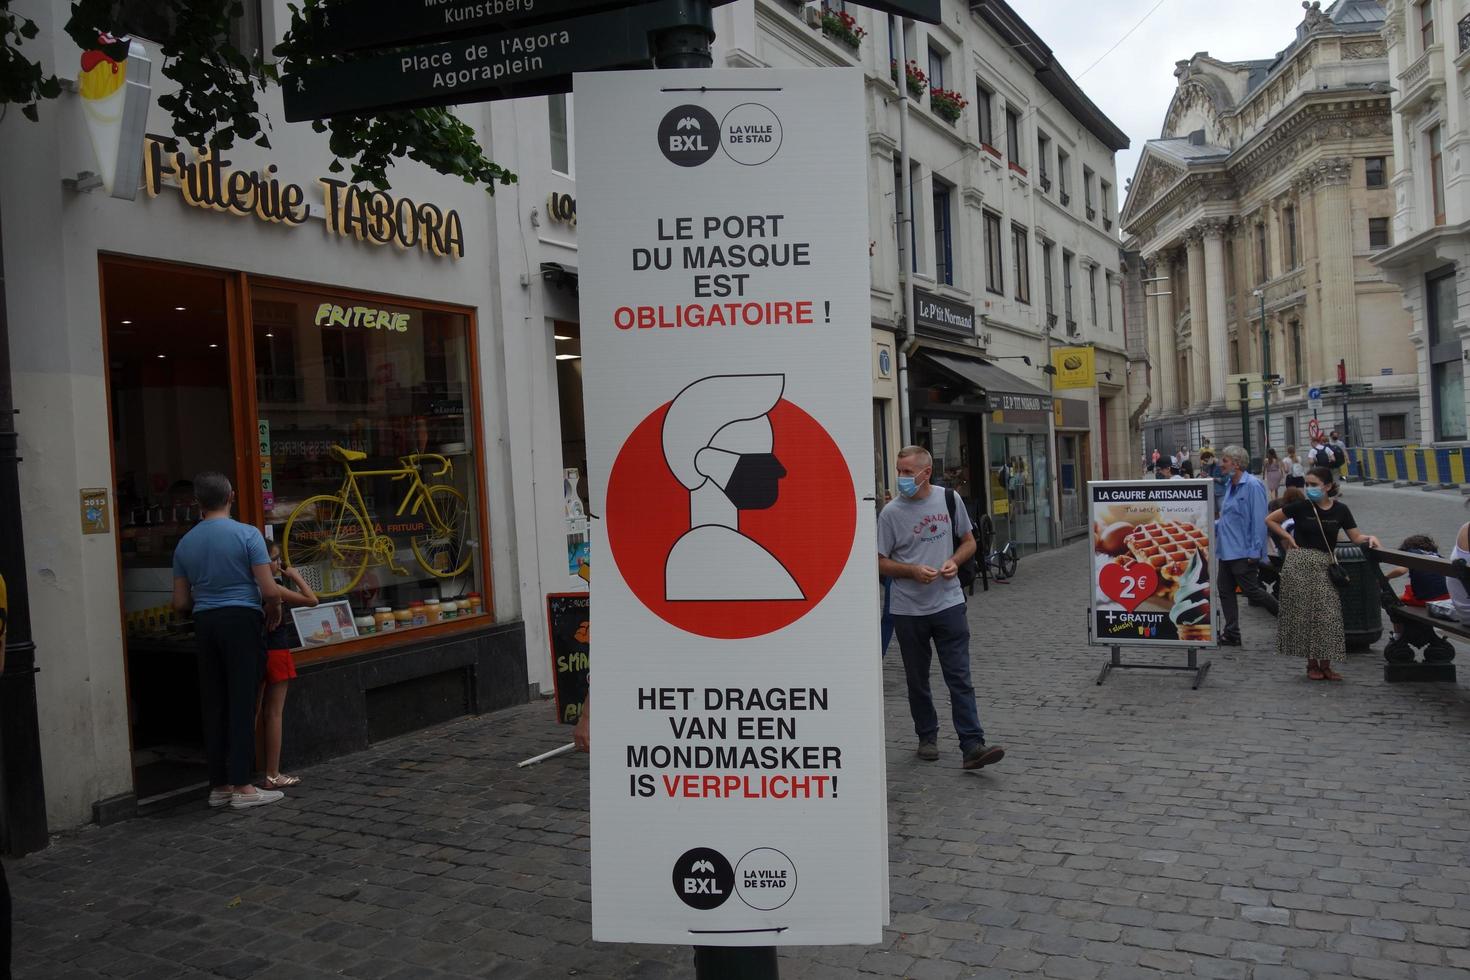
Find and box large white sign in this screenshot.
[577,68,885,946]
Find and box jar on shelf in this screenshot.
[374,607,396,633]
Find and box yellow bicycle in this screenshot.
[283,445,473,597]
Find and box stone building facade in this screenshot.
[1122,0,1417,460]
[1372,0,1470,445]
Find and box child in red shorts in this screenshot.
[258,542,318,789]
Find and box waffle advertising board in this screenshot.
[576,69,885,946]
[1088,480,1217,647]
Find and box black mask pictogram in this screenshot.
[724,453,786,510]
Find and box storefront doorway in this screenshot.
[555,320,590,584]
[989,432,1052,554]
[914,414,986,523]
[104,259,240,803]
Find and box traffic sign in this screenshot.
[1307,386,1321,400]
[312,0,738,53]
[282,0,714,121]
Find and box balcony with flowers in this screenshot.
[819,5,866,50]
[928,86,968,125]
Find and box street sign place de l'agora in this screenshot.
[283,0,939,121]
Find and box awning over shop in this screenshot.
[917,350,1053,412]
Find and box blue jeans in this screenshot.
[893,603,985,751]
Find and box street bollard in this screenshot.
[694,946,779,979]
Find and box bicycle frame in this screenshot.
[328,454,455,555]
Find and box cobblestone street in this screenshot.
[9,484,1470,980]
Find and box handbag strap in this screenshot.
[1308,503,1342,566]
[944,487,960,553]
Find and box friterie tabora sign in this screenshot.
[576,68,885,946]
[1089,480,1217,647]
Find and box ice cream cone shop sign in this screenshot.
[1088,480,1217,647]
[78,33,152,201]
[141,139,466,259]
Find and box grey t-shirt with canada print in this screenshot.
[877,486,972,616]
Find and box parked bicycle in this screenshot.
[977,514,1019,583]
[283,445,473,597]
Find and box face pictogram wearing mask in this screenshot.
[660,374,805,602]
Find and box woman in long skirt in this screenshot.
[1266,466,1381,681]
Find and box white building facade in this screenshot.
[1374,0,1470,447]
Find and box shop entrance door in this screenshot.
[990,433,1053,554]
[103,259,244,805]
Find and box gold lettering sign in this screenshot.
[141,138,464,259]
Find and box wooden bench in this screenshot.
[1364,546,1470,683]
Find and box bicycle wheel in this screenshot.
[998,546,1019,581]
[412,485,474,579]
[284,495,370,597]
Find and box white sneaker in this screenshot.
[207,789,232,808]
[230,788,284,810]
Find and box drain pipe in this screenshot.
[893,14,915,443]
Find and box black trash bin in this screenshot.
[1336,543,1382,651]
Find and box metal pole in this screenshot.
[0,191,49,856]
[1238,378,1252,462]
[894,14,914,444]
[649,12,776,977]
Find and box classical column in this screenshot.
[1308,157,1361,379]
[1144,259,1162,411]
[1201,219,1231,405]
[1185,230,1210,410]
[1155,251,1179,414]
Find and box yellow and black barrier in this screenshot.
[1348,446,1469,485]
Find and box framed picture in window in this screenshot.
[292,600,359,646]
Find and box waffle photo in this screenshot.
[1089,480,1216,646]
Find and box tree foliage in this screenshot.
[0,0,515,192]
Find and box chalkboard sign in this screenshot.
[546,592,589,725]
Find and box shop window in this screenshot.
[256,283,487,645]
[1283,205,1297,268]
[984,210,1003,294]
[1042,241,1055,315]
[549,94,571,175]
[975,81,995,148]
[1365,156,1386,188]
[1428,266,1465,440]
[932,181,954,285]
[1430,125,1446,226]
[1369,217,1391,251]
[1379,414,1408,441]
[1011,223,1030,303]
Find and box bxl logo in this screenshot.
[671,847,734,910]
[658,105,719,167]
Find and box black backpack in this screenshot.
[944,489,979,592]
[1314,445,1336,467]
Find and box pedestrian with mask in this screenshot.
[877,447,1004,770]
[1214,445,1278,646]
[1266,466,1382,681]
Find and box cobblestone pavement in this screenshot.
[9,484,1470,979]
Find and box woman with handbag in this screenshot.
[1266,466,1381,681]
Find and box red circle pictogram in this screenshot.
[606,398,856,638]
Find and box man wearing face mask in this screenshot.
[877,447,1004,770]
[1214,444,1277,646]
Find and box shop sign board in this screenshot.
[1050,345,1095,390]
[309,0,935,55]
[1088,480,1216,648]
[282,0,711,122]
[546,593,591,724]
[912,287,975,338]
[577,68,885,946]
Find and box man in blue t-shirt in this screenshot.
[172,472,285,810]
[877,446,1005,770]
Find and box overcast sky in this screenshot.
[1009,0,1312,205]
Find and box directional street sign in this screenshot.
[282,0,714,121]
[312,0,738,53]
[1307,386,1321,400]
